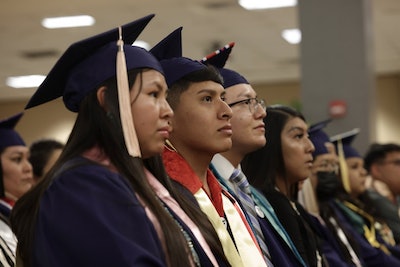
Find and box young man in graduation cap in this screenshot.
[203,43,308,267]
[152,30,267,266]
[364,142,400,244]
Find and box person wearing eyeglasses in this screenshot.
[204,43,306,267]
[363,143,400,244]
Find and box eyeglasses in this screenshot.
[228,98,266,114]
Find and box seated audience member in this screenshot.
[205,43,305,267]
[156,34,266,266]
[0,112,34,266]
[242,105,329,267]
[29,139,64,184]
[363,142,400,244]
[328,129,400,265]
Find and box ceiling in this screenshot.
[1,0,400,103]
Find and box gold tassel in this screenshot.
[337,139,351,193]
[116,26,141,157]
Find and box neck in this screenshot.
[220,150,243,168]
[275,177,289,197]
[167,140,212,188]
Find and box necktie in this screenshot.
[230,169,273,266]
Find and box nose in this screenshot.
[220,100,233,120]
[24,158,33,173]
[161,99,174,119]
[307,138,315,153]
[254,105,267,119]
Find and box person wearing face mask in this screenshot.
[300,119,364,267]
[303,121,400,266]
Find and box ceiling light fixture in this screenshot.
[6,75,46,89]
[281,28,301,44]
[239,0,297,10]
[42,15,95,29]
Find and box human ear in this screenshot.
[96,86,108,109]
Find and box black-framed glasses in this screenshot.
[228,98,266,114]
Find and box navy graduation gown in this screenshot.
[257,216,305,267]
[32,157,170,266]
[330,200,400,267]
[33,158,166,266]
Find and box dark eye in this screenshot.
[12,156,22,164]
[244,99,252,105]
[203,96,212,102]
[149,91,159,98]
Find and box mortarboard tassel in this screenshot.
[116,26,141,157]
[337,139,351,193]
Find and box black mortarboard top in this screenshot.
[308,118,332,158]
[25,14,162,112]
[150,27,183,61]
[330,128,361,158]
[151,28,206,88]
[200,42,248,89]
[0,112,25,150]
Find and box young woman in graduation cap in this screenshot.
[241,105,329,267]
[11,15,229,267]
[0,112,33,266]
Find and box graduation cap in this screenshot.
[330,128,361,193]
[0,112,25,151]
[150,27,182,60]
[25,14,162,158]
[308,118,332,158]
[330,128,361,158]
[26,14,160,112]
[200,42,248,89]
[149,27,207,88]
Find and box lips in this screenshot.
[218,124,233,135]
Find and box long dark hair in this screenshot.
[11,69,227,267]
[242,105,305,198]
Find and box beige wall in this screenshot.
[0,74,399,146]
[0,98,75,146]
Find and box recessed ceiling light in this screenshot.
[6,75,46,89]
[42,15,95,29]
[239,0,297,10]
[282,28,302,44]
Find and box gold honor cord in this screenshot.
[337,139,351,193]
[343,201,390,254]
[116,26,141,157]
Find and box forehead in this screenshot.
[283,117,308,132]
[2,145,29,155]
[225,83,255,98]
[385,151,400,159]
[185,80,225,95]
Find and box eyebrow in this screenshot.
[287,126,305,133]
[197,88,225,96]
